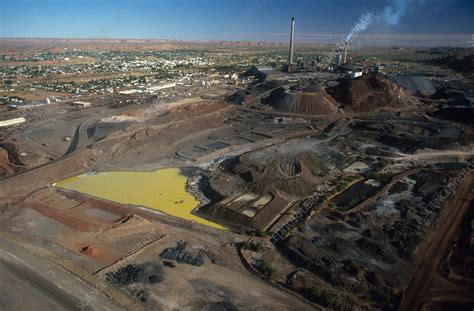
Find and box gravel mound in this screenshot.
[263,87,339,115]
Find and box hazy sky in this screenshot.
[0,0,473,44]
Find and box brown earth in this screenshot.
[79,244,122,265]
[1,89,68,101]
[96,101,233,165]
[0,147,14,176]
[0,149,98,198]
[0,143,24,178]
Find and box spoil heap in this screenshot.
[106,262,164,302]
[262,87,339,115]
[106,263,164,286]
[159,241,204,266]
[327,73,411,112]
[231,151,329,197]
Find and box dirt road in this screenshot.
[399,175,474,310]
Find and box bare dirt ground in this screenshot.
[0,237,121,311]
[0,84,323,309]
[0,182,313,310]
[1,89,68,101]
[0,55,472,310]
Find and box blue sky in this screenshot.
[0,0,473,42]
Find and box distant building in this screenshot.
[338,64,365,74]
[119,89,141,95]
[336,64,365,79]
[72,101,91,108]
[0,117,26,127]
[145,83,176,94]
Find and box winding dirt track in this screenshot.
[399,175,474,310]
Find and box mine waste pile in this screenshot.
[198,139,346,230]
[230,150,331,197]
[105,241,205,302]
[326,73,413,112]
[106,262,163,302]
[281,171,454,309]
[159,240,205,266]
[107,263,164,286]
[262,86,339,115]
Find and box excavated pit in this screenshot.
[0,142,25,178]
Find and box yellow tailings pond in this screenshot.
[56,168,225,230]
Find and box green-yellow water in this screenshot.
[56,168,225,230]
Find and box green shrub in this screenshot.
[260,260,279,281]
[242,241,263,252]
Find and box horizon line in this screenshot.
[0,34,472,48]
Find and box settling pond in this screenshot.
[56,168,225,230]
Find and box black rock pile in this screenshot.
[159,241,204,266]
[106,262,164,286]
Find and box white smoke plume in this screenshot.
[345,12,375,42]
[383,0,414,26]
[345,0,418,42]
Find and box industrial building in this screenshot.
[72,101,91,108]
[0,117,26,127]
[145,83,177,94]
[337,64,365,79]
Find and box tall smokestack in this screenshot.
[288,16,295,68]
[343,40,348,64]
